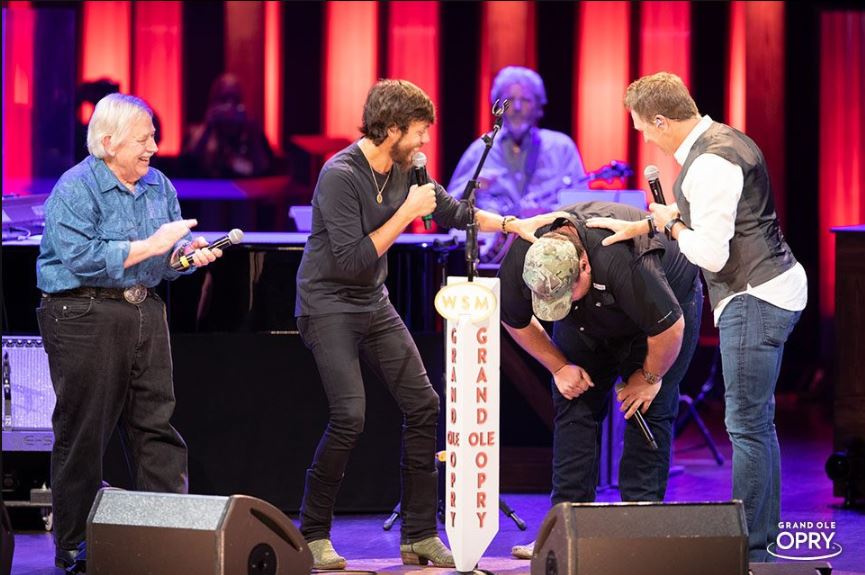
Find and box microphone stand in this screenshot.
[452,100,529,531]
[462,99,509,282]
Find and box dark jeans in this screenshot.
[297,302,440,544]
[36,293,188,552]
[550,276,703,504]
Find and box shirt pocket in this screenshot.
[98,218,136,241]
[149,215,170,232]
[590,290,617,308]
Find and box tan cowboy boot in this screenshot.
[400,535,455,567]
[308,538,347,570]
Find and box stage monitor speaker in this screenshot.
[531,501,748,575]
[749,562,833,575]
[87,489,312,575]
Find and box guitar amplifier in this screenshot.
[2,336,55,451]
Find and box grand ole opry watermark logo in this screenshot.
[768,520,843,561]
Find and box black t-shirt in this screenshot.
[296,142,474,317]
[499,201,698,339]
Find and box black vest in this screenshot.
[673,122,796,308]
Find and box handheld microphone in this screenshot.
[171,228,244,271]
[615,382,659,450]
[644,165,666,205]
[412,152,434,230]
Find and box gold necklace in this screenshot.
[367,160,390,204]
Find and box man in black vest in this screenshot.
[587,72,807,562]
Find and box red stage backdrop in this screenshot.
[819,11,865,318]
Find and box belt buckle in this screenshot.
[123,285,148,305]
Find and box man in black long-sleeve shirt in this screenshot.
[295,79,563,570]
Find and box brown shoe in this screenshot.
[400,535,455,568]
[308,538,346,570]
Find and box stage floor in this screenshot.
[8,393,865,574]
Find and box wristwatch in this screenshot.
[641,368,663,385]
[664,217,685,241]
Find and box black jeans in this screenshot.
[297,302,440,544]
[36,293,188,552]
[550,276,703,504]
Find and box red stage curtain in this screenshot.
[324,2,378,139]
[264,1,283,152]
[225,1,265,137]
[388,2,441,233]
[133,2,182,155]
[387,1,440,181]
[477,2,536,134]
[79,1,131,125]
[819,11,865,317]
[3,3,34,186]
[727,2,746,132]
[574,2,631,189]
[637,1,691,202]
[727,2,786,226]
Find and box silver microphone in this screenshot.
[171,228,244,271]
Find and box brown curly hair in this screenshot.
[360,79,435,145]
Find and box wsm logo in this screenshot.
[767,521,843,561]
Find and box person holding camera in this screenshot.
[181,73,273,178]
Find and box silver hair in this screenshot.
[86,93,153,158]
[490,66,548,107]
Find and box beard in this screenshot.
[389,134,415,172]
[503,109,541,145]
[503,119,533,145]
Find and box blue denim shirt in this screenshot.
[446,127,588,217]
[36,156,191,293]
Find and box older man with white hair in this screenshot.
[447,65,589,218]
[36,93,222,570]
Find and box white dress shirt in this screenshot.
[673,116,808,325]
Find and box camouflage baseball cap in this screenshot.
[522,236,579,321]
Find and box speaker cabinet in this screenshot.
[531,501,748,575]
[2,336,55,452]
[87,489,312,575]
[749,562,833,574]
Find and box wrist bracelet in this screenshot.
[502,215,516,234]
[645,215,657,238]
[553,363,569,376]
[641,368,662,385]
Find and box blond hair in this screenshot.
[624,72,699,122]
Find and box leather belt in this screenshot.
[44,285,151,305]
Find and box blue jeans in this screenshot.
[36,294,188,553]
[297,302,440,544]
[550,276,703,504]
[718,295,802,562]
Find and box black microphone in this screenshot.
[171,228,244,271]
[616,382,659,450]
[491,98,510,137]
[644,165,666,205]
[412,152,434,230]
